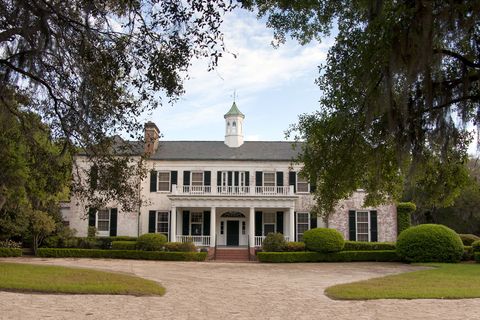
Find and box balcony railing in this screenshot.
[176,235,211,247]
[171,185,294,196]
[254,236,290,247]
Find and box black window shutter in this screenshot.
[148,211,156,233]
[294,212,297,241]
[217,171,222,186]
[203,211,210,236]
[310,213,317,229]
[245,171,250,186]
[89,165,98,189]
[228,171,233,186]
[169,211,173,241]
[255,171,262,187]
[234,171,239,186]
[255,211,262,236]
[170,171,178,191]
[276,212,284,234]
[204,171,211,186]
[276,172,284,186]
[110,208,118,236]
[348,210,356,241]
[183,171,190,186]
[289,172,296,193]
[310,180,316,193]
[370,210,378,242]
[88,208,96,227]
[182,211,190,235]
[150,170,157,192]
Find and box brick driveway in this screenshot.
[0,257,479,320]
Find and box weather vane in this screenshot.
[232,89,237,102]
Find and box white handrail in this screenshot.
[173,185,294,196]
[176,235,211,247]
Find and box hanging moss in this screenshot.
[397,202,416,235]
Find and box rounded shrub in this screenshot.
[459,234,480,246]
[285,241,306,252]
[303,228,345,253]
[136,233,167,251]
[396,224,463,263]
[472,240,480,253]
[262,233,287,252]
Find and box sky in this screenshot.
[139,9,334,142]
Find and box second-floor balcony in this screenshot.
[170,184,295,197]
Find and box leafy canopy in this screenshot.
[244,0,480,216]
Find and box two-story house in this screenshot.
[65,103,397,258]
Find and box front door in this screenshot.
[226,220,239,246]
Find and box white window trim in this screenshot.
[263,171,276,188]
[156,211,170,238]
[355,211,371,242]
[157,171,171,192]
[96,208,111,236]
[262,212,276,236]
[191,171,204,186]
[296,212,310,241]
[190,212,203,236]
[296,172,310,194]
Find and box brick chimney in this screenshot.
[144,121,159,155]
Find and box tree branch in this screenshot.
[434,48,480,69]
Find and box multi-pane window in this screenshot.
[263,212,276,235]
[220,221,224,235]
[191,212,203,235]
[297,174,309,193]
[158,171,170,191]
[263,172,275,187]
[356,211,370,242]
[97,209,110,231]
[191,172,204,186]
[157,212,169,237]
[242,221,246,235]
[296,212,310,241]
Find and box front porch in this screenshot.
[173,235,291,247]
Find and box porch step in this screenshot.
[215,249,250,261]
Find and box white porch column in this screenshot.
[210,207,216,247]
[171,206,176,242]
[249,207,255,247]
[289,207,295,242]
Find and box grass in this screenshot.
[325,263,480,300]
[0,262,165,296]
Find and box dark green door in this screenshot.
[226,220,239,246]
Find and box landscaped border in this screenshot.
[37,248,207,261]
[257,250,399,263]
[0,248,22,257]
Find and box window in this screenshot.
[356,211,370,242]
[220,221,224,235]
[242,221,246,235]
[191,212,203,236]
[191,172,203,186]
[97,209,110,232]
[296,173,309,193]
[263,212,276,235]
[263,172,275,187]
[296,212,310,241]
[157,211,169,238]
[158,171,170,191]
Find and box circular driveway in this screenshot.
[0,257,479,320]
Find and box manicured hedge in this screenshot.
[257,250,399,263]
[463,246,474,261]
[475,252,480,263]
[343,241,396,251]
[472,240,480,253]
[111,241,137,250]
[397,202,416,235]
[459,234,480,246]
[36,248,207,261]
[0,248,22,257]
[303,228,345,252]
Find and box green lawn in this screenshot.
[325,263,480,300]
[0,262,165,296]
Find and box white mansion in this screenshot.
[65,103,397,257]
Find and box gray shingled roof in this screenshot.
[150,141,301,161]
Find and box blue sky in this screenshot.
[140,10,334,142]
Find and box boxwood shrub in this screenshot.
[475,252,480,263]
[262,233,287,252]
[136,234,167,251]
[459,234,480,246]
[396,224,464,263]
[343,241,396,251]
[36,248,207,261]
[303,228,344,253]
[257,250,399,263]
[472,240,480,253]
[0,248,22,257]
[285,242,306,252]
[163,242,196,252]
[463,246,474,261]
[111,241,137,250]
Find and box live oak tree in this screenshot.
[1,0,233,211]
[243,0,480,217]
